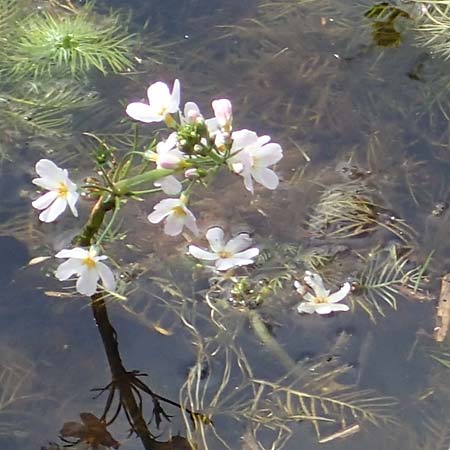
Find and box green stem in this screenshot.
[114,168,174,195]
[248,310,296,371]
[96,197,122,246]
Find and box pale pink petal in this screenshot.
[184,102,202,123]
[55,258,83,280]
[251,167,279,190]
[206,227,225,252]
[76,267,99,296]
[126,102,162,123]
[212,99,232,127]
[32,191,58,210]
[224,233,252,253]
[297,302,318,314]
[39,196,67,222]
[328,282,351,303]
[188,245,219,261]
[97,262,116,291]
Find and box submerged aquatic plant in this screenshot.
[353,245,432,321]
[10,1,134,77]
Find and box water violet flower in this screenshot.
[148,197,198,236]
[228,129,283,194]
[188,227,259,271]
[295,271,351,315]
[55,247,116,296]
[126,79,180,123]
[32,159,79,223]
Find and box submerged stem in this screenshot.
[248,310,296,371]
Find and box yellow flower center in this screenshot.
[172,205,186,217]
[313,296,328,304]
[83,257,97,269]
[219,251,232,258]
[58,182,69,198]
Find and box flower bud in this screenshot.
[212,99,232,130]
[184,168,199,179]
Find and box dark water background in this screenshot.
[1,0,450,449]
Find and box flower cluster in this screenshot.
[31,78,284,296]
[127,79,284,236]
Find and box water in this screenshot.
[1,1,450,449]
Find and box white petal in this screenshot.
[231,129,258,150]
[168,79,181,113]
[35,159,61,180]
[233,248,259,260]
[304,271,329,298]
[148,199,179,223]
[216,257,255,271]
[55,248,89,259]
[148,81,171,111]
[76,267,99,296]
[329,303,350,312]
[188,245,219,261]
[254,143,283,167]
[206,227,225,252]
[32,191,58,210]
[251,167,279,190]
[224,233,252,253]
[55,258,83,280]
[66,192,79,217]
[183,209,198,235]
[32,177,60,190]
[294,280,306,296]
[315,304,334,315]
[164,214,184,236]
[157,176,182,195]
[96,262,116,292]
[126,102,162,123]
[297,302,318,314]
[39,197,67,222]
[242,172,254,194]
[328,282,351,303]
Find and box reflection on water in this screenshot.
[2,0,450,449]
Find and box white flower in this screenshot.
[55,247,116,297]
[188,227,259,271]
[228,129,283,194]
[295,271,351,315]
[126,79,180,123]
[32,159,79,223]
[148,197,198,236]
[146,133,185,195]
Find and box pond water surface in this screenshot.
[2,1,450,450]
